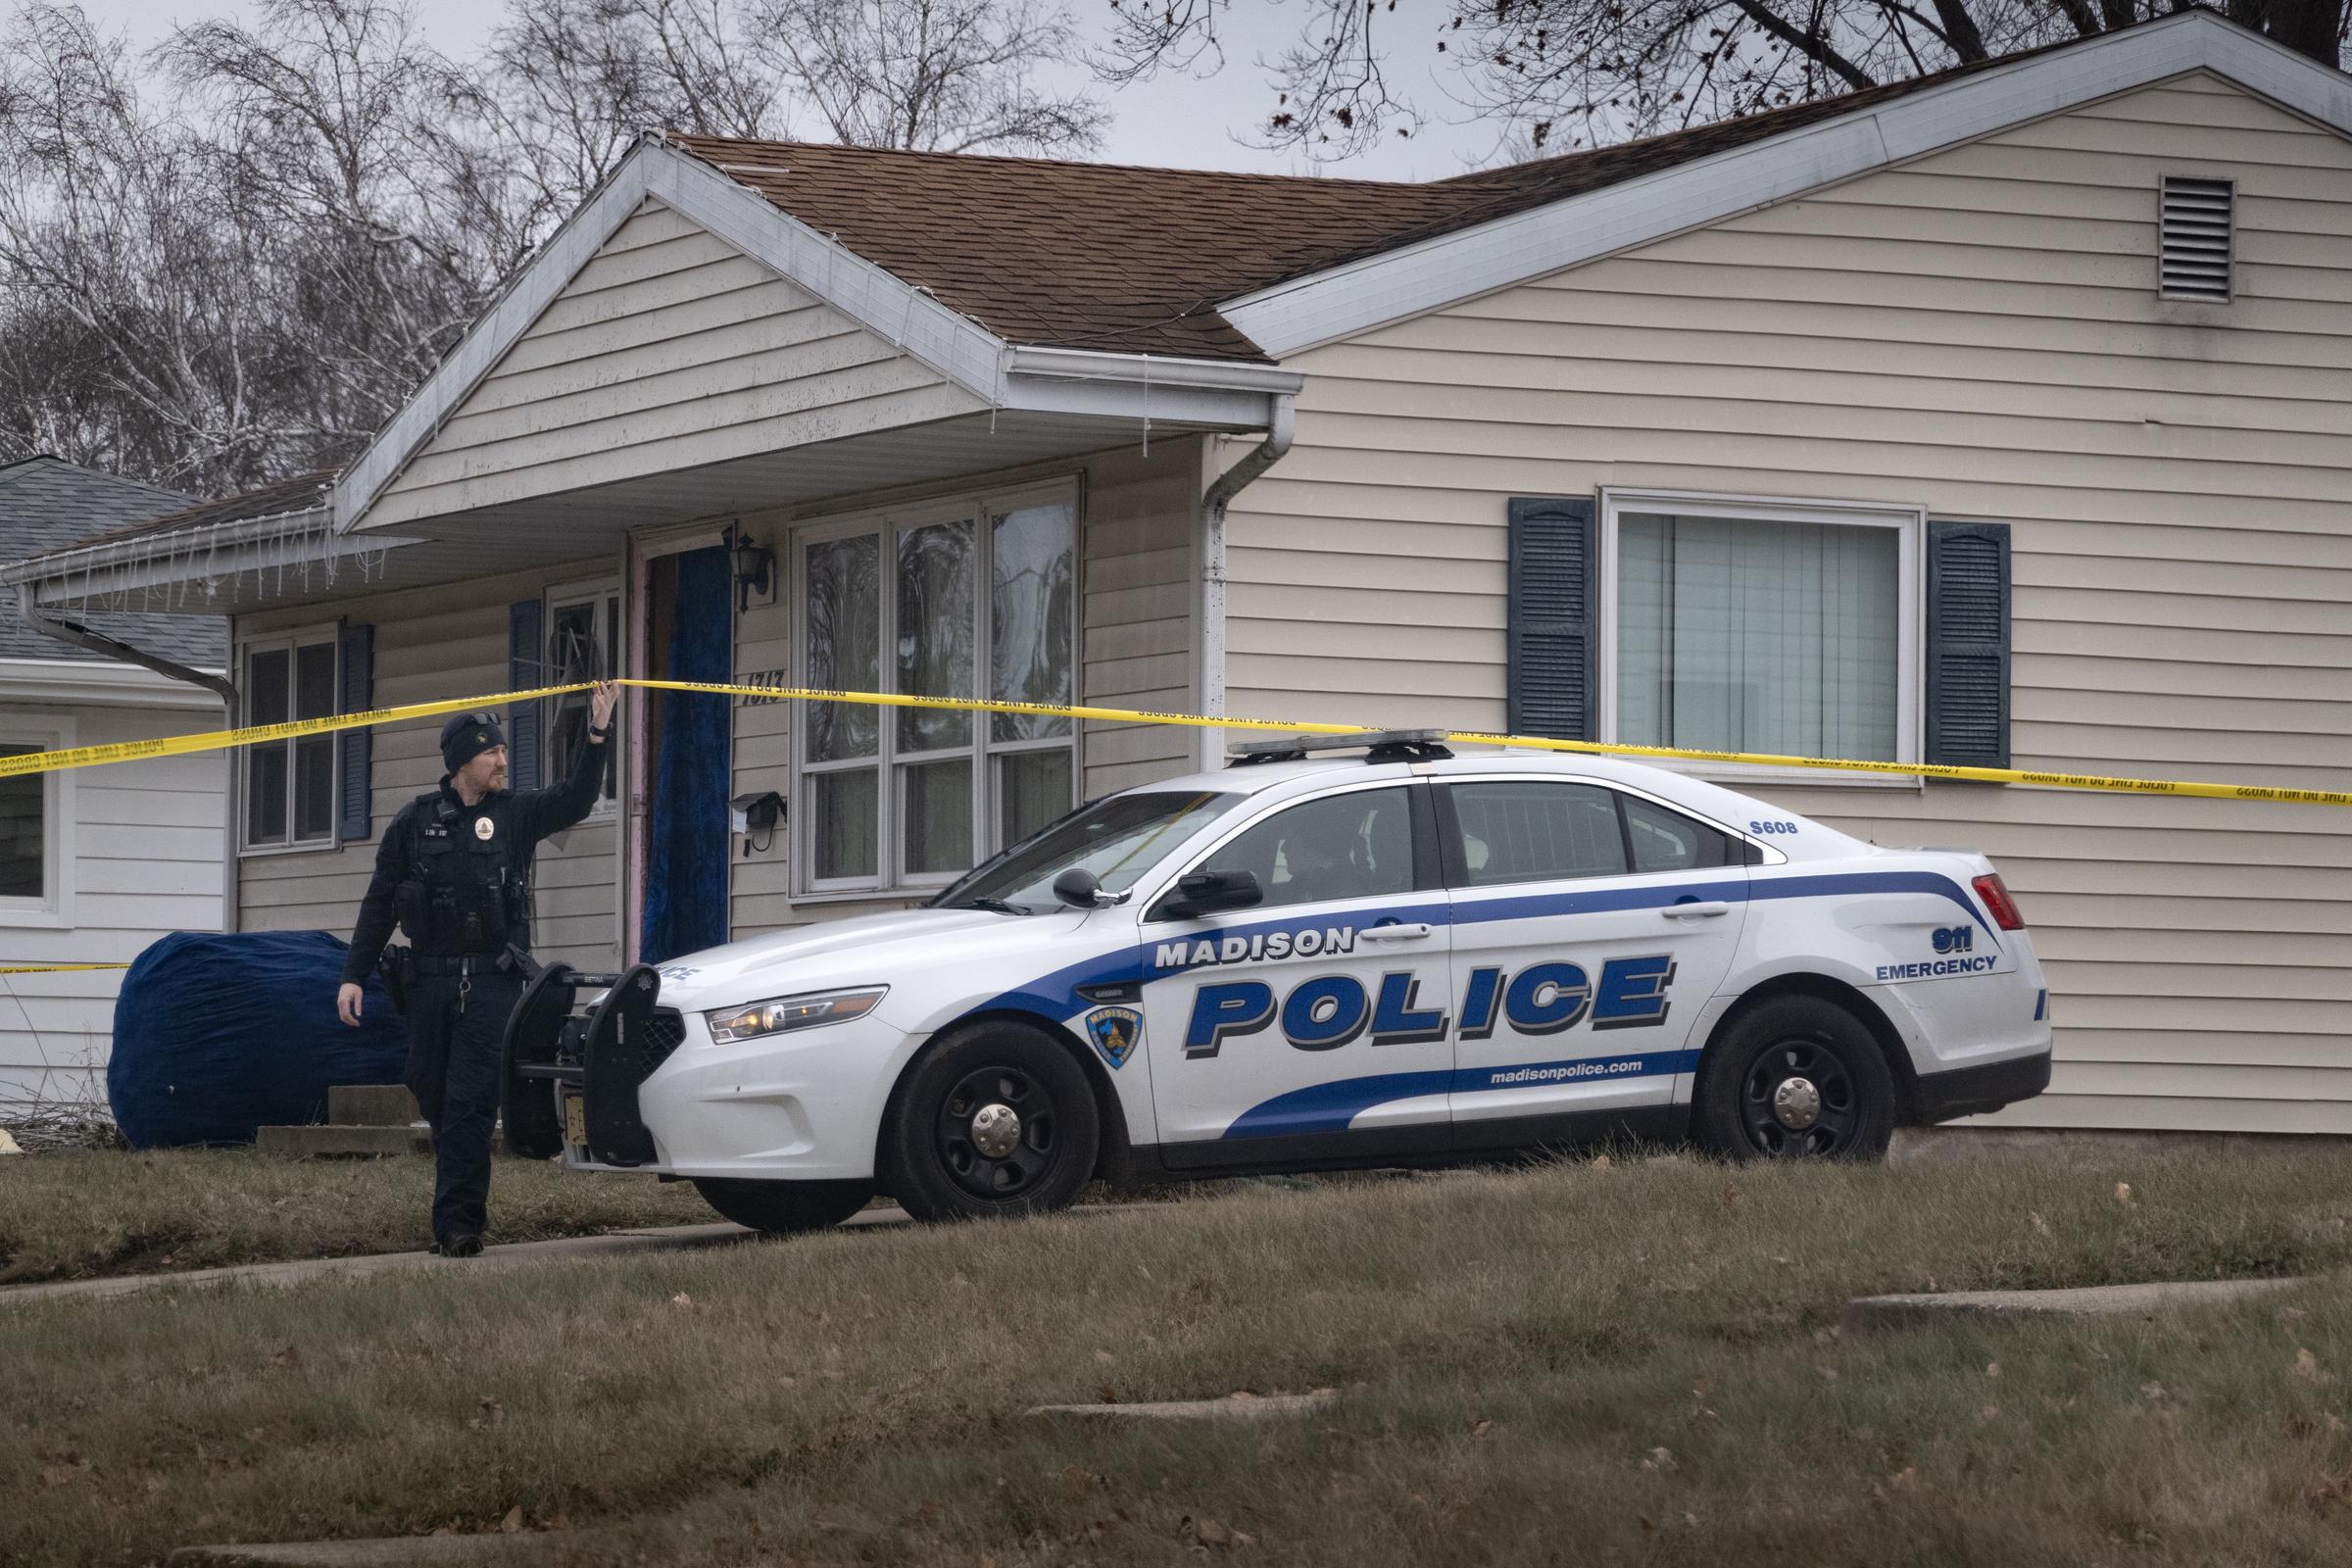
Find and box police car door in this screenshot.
[1139,782,1452,1171]
[1437,778,1749,1149]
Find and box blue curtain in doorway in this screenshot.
[642,546,732,964]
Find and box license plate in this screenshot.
[564,1096,587,1148]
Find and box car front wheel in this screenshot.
[882,1021,1100,1222]
[1694,996,1896,1160]
[692,1177,875,1235]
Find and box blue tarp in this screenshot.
[107,930,408,1148]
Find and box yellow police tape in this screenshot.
[0,963,131,974]
[3,674,2349,808]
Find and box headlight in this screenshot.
[705,986,888,1044]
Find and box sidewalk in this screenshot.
[2,1209,913,1307]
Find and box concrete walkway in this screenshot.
[3,1209,914,1307]
[1841,1274,2315,1332]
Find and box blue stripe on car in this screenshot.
[1220,1049,1705,1139]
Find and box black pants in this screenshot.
[404,969,523,1243]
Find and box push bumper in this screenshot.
[1913,1050,2051,1123]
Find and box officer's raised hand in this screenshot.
[588,679,617,734]
[337,980,364,1027]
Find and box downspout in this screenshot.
[15,587,243,934]
[1196,393,1296,770]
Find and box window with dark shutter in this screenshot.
[2159,176,2232,302]
[1926,521,2011,769]
[335,622,372,841]
[1506,496,1597,741]
[509,599,544,792]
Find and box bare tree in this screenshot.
[1099,0,2349,160]
[754,0,1109,153]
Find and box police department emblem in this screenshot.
[1083,1005,1142,1069]
[474,816,495,842]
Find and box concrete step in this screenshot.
[255,1125,432,1159]
[327,1085,421,1127]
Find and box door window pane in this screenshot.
[548,594,619,802]
[295,642,336,720]
[990,502,1074,743]
[0,746,41,900]
[1623,795,1740,872]
[999,748,1073,848]
[1203,788,1415,910]
[811,769,878,880]
[1617,513,1898,759]
[807,536,881,762]
[294,737,335,841]
[896,519,974,753]
[1450,781,1627,886]
[901,758,973,876]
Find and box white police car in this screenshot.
[502,731,2051,1233]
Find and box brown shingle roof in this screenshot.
[57,468,335,554]
[664,37,2075,361]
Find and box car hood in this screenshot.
[646,906,1094,1013]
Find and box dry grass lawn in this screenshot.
[0,1148,715,1283]
[7,1143,2352,1567]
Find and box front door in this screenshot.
[1139,782,1452,1170]
[1437,777,1749,1150]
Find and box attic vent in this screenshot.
[2158,176,2233,301]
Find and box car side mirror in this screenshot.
[1052,866,1131,910]
[1160,868,1263,921]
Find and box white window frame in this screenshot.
[236,625,340,855]
[792,479,1082,898]
[545,576,623,820]
[0,714,74,930]
[1596,488,1922,790]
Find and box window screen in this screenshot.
[1201,788,1415,910]
[1449,781,1627,886]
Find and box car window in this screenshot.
[1624,795,1742,872]
[1449,781,1627,886]
[932,790,1242,911]
[1197,787,1416,910]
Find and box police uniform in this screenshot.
[341,710,609,1253]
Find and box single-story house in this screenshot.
[4,11,2347,1133]
[0,457,227,1107]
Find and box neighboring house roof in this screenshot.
[0,456,224,667]
[659,29,2092,364]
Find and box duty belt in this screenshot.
[410,953,507,977]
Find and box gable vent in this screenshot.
[2159,176,2233,301]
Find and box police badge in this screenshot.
[1082,1005,1142,1069]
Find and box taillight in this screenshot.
[1973,872,2025,931]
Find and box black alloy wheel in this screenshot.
[884,1022,1100,1221]
[1694,996,1896,1161]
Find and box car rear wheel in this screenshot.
[882,1021,1100,1222]
[692,1177,875,1235]
[1694,996,1896,1161]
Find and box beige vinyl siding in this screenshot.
[726,439,1203,936]
[235,565,620,971]
[1223,71,2352,1133]
[0,703,224,1106]
[368,198,986,529]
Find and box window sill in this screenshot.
[1630,758,1927,793]
[785,888,935,909]
[238,839,344,860]
[0,904,71,930]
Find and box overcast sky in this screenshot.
[81,0,1505,181]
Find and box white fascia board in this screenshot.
[0,657,227,710]
[1001,346,1302,427]
[335,138,1014,534]
[1223,13,2352,358]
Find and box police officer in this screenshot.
[336,682,617,1257]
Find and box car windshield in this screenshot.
[931,790,1244,913]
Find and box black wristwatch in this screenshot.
[588,724,611,743]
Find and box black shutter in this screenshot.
[1926,520,2011,769]
[509,599,544,791]
[335,622,373,841]
[1506,496,1598,740]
